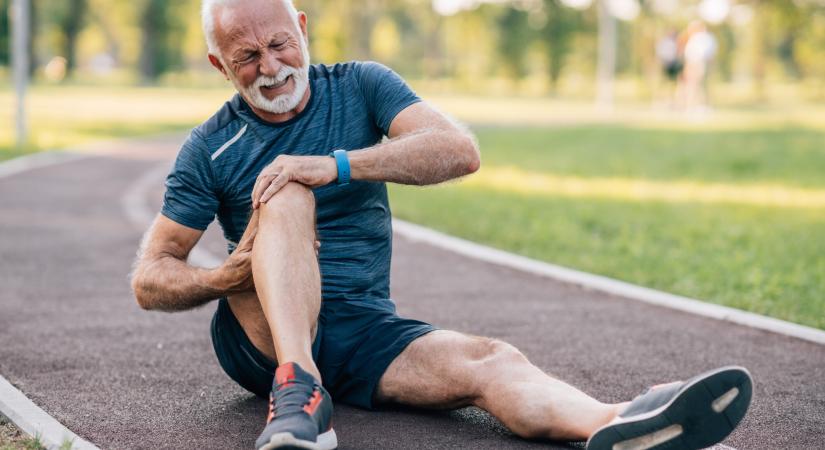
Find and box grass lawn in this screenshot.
[390,124,825,330]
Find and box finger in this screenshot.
[252,176,269,209]
[252,174,277,209]
[260,173,289,204]
[251,178,264,209]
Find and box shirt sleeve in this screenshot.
[160,130,219,230]
[354,61,422,136]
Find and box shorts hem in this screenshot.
[361,325,439,410]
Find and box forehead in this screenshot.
[215,1,297,49]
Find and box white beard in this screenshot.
[236,39,311,115]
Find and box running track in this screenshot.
[0,135,823,449]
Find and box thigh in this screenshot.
[374,329,500,409]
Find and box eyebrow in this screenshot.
[225,28,295,59]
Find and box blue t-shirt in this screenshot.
[161,61,421,302]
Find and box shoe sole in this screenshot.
[257,428,338,450]
[587,366,753,450]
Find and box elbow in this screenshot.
[131,274,155,311]
[466,150,481,174]
[461,133,481,175]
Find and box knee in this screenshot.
[258,182,315,220]
[462,337,528,391]
[474,338,528,368]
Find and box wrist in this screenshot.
[204,265,232,295]
[328,149,351,185]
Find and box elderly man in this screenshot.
[130,1,753,449]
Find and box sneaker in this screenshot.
[255,362,337,450]
[587,366,752,450]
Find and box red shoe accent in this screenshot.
[266,393,277,424]
[275,362,296,388]
[303,390,323,415]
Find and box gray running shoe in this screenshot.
[255,362,337,450]
[587,366,753,450]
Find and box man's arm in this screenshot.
[251,101,480,207]
[130,212,258,311]
[348,101,480,185]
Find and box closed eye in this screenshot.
[236,52,258,64]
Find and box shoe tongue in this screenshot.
[275,362,315,389]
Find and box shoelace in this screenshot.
[269,379,316,422]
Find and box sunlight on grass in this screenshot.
[0,85,234,158]
[424,94,825,131]
[390,183,825,330]
[464,166,825,209]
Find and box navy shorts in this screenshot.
[210,297,437,410]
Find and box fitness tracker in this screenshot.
[329,149,351,186]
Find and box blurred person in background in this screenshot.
[680,20,718,113]
[656,29,683,107]
[130,1,753,449]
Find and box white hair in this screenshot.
[202,0,300,55]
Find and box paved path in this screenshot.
[0,135,823,449]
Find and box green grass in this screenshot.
[0,416,45,450]
[475,126,825,188]
[389,125,825,330]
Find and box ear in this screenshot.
[208,54,230,81]
[297,11,308,42]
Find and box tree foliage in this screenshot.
[1,0,823,97]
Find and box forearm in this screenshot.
[131,254,230,312]
[348,127,480,186]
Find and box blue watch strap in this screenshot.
[329,149,351,186]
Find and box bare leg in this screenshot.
[237,182,322,381]
[376,330,627,441]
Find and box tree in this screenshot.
[138,0,185,83]
[540,0,582,93]
[60,0,86,76]
[0,0,9,66]
[495,6,532,80]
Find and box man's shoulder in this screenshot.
[311,60,390,83]
[186,94,247,155]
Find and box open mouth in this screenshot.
[262,75,292,91]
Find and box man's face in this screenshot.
[211,0,310,115]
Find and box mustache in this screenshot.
[253,65,302,88]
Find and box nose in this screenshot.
[259,48,281,77]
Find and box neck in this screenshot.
[248,86,312,123]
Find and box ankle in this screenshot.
[281,359,322,384]
[608,401,631,422]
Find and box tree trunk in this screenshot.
[62,0,86,76]
[139,0,161,83]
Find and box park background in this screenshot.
[1,0,823,332]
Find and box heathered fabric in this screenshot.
[161,61,421,301]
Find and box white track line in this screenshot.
[0,378,97,450]
[0,150,88,178]
[392,220,825,346]
[0,152,99,450]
